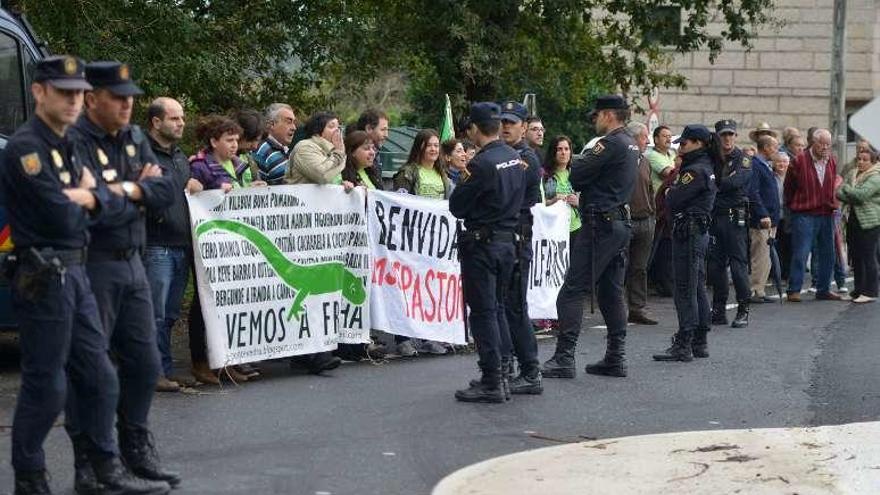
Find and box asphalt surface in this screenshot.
[0,289,878,495]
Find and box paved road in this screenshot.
[0,292,878,495]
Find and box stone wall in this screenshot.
[649,0,879,137]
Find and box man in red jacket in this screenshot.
[783,128,843,302]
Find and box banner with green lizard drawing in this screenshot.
[188,185,371,368]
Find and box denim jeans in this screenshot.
[788,213,834,294]
[144,246,190,376]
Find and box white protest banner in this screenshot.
[527,201,571,319]
[188,185,371,368]
[367,190,466,345]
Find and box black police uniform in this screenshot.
[3,57,169,495]
[708,120,753,327]
[543,114,638,379]
[497,101,542,394]
[2,102,122,487]
[65,61,180,489]
[450,106,525,403]
[653,134,718,362]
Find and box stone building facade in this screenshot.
[651,0,879,141]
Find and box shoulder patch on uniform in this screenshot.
[591,142,605,155]
[20,152,41,176]
[679,171,694,184]
[742,157,752,168]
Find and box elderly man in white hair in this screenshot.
[782,128,843,302]
[624,122,659,324]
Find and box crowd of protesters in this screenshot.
[140,96,880,392]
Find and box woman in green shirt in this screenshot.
[541,135,581,239]
[342,130,383,190]
[389,129,451,356]
[392,129,451,200]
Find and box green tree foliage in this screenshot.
[11,0,773,146]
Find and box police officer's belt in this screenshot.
[459,228,516,243]
[17,247,86,266]
[713,206,746,216]
[88,247,141,262]
[585,205,630,223]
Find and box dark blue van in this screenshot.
[0,7,47,329]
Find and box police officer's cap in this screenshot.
[674,124,712,144]
[499,101,528,123]
[34,55,92,91]
[464,102,502,126]
[714,119,737,135]
[587,94,629,119]
[85,61,143,96]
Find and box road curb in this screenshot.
[432,421,880,495]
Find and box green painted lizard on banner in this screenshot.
[196,219,367,321]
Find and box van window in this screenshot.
[0,31,26,137]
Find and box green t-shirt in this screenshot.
[219,159,241,189]
[646,148,676,193]
[553,169,582,232]
[357,168,376,190]
[416,167,446,199]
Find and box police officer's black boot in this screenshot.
[91,456,170,495]
[731,302,749,328]
[455,368,505,403]
[541,337,577,378]
[710,306,728,325]
[70,435,103,495]
[652,330,694,362]
[692,327,710,358]
[585,334,627,377]
[509,364,543,395]
[14,469,51,495]
[118,423,182,489]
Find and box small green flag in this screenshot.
[440,94,454,142]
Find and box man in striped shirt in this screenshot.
[253,103,296,185]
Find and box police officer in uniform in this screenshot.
[3,56,168,495]
[653,125,720,362]
[450,102,525,403]
[499,101,543,395]
[542,95,638,379]
[66,61,180,491]
[708,119,753,328]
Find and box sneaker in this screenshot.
[852,295,877,304]
[396,340,418,357]
[417,340,448,355]
[837,286,849,294]
[808,287,818,293]
[365,342,388,359]
[154,376,180,393]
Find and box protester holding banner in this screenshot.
[390,129,452,356]
[542,135,581,239]
[341,130,383,190]
[392,129,452,200]
[286,112,346,186]
[189,115,251,191]
[188,116,262,384]
[450,102,525,403]
[235,109,269,187]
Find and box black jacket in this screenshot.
[147,135,192,247]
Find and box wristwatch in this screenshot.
[121,181,136,198]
